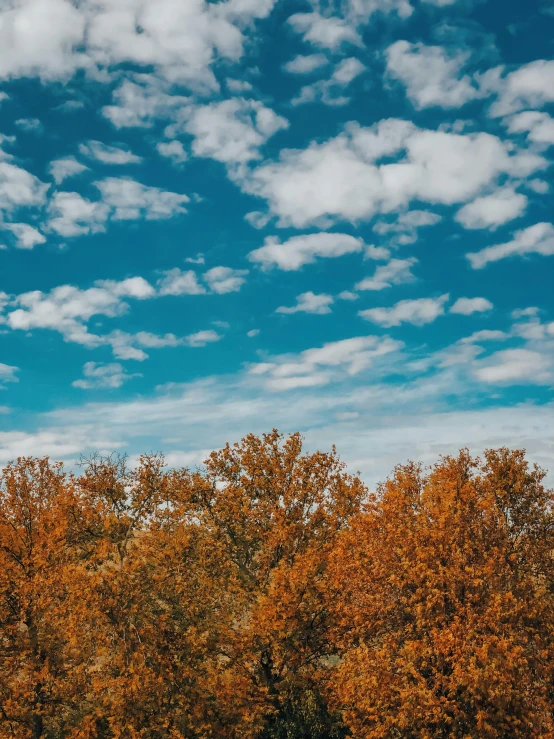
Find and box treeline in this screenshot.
[1,430,553,739]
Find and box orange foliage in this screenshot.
[328,448,554,738]
[1,434,553,738]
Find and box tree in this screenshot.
[176,430,364,736]
[0,458,92,738]
[328,448,554,739]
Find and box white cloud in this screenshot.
[73,361,140,390]
[0,0,86,81]
[373,209,441,244]
[0,161,49,215]
[173,98,288,165]
[249,336,403,391]
[5,276,155,348]
[488,60,554,117]
[386,41,480,109]
[526,179,550,194]
[287,13,362,50]
[47,191,110,237]
[156,140,188,164]
[283,54,329,74]
[450,297,493,315]
[227,78,253,93]
[185,253,205,265]
[459,329,509,344]
[338,290,359,301]
[94,177,189,220]
[0,363,19,385]
[185,329,222,347]
[203,266,247,294]
[276,291,334,315]
[101,330,183,361]
[507,111,554,146]
[244,119,543,228]
[157,268,206,296]
[467,222,554,269]
[244,211,272,229]
[344,0,413,22]
[355,257,417,291]
[473,348,552,384]
[360,294,449,327]
[0,0,277,87]
[105,330,184,361]
[250,334,402,391]
[15,117,43,133]
[512,306,540,319]
[103,77,189,129]
[79,140,142,165]
[292,57,365,106]
[456,188,528,230]
[247,328,260,337]
[3,222,46,249]
[49,156,88,184]
[248,232,366,271]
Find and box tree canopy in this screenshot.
[1,432,553,738]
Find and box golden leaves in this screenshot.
[0,440,553,738]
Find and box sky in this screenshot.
[0,0,553,487]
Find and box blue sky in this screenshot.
[0,0,553,485]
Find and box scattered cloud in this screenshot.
[157,268,206,296]
[355,258,417,291]
[287,13,362,50]
[248,232,366,271]
[276,291,334,315]
[359,294,449,327]
[156,140,188,164]
[185,330,222,348]
[49,156,88,185]
[373,210,441,245]
[185,253,205,265]
[47,191,110,237]
[0,161,49,215]
[244,119,543,228]
[79,140,142,165]
[0,0,277,87]
[0,363,19,385]
[283,54,329,74]
[203,266,248,294]
[94,178,189,221]
[170,98,288,166]
[3,223,46,249]
[507,111,554,146]
[467,222,554,268]
[338,290,359,301]
[456,188,528,229]
[292,57,365,106]
[15,117,44,133]
[250,334,402,391]
[386,41,481,109]
[473,348,552,384]
[459,329,509,344]
[487,59,554,117]
[450,297,493,315]
[73,362,141,389]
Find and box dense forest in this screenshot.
[1,430,553,739]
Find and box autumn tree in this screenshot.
[174,430,364,737]
[328,448,554,739]
[2,437,553,739]
[0,457,93,739]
